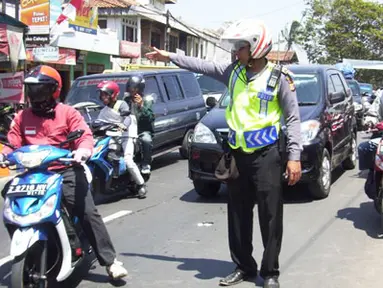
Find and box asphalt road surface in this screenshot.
[0,133,382,288]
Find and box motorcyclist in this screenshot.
[96,80,148,198]
[125,75,155,174]
[0,65,128,280]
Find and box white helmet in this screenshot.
[220,19,273,60]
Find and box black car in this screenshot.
[346,79,364,130]
[65,69,207,159]
[189,65,357,199]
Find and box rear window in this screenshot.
[179,72,201,98]
[360,83,373,95]
[65,76,163,106]
[346,80,360,96]
[291,73,322,105]
[196,74,226,94]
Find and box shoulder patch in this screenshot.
[281,66,296,92]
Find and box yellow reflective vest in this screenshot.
[225,62,283,153]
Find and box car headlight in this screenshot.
[13,150,50,169]
[300,120,320,143]
[193,123,217,144]
[3,194,57,225]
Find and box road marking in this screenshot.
[0,210,133,268]
[102,210,133,223]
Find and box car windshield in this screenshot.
[360,83,373,95]
[347,80,360,96]
[196,74,226,94]
[219,72,322,107]
[65,77,128,107]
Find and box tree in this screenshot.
[281,20,302,51]
[299,0,383,86]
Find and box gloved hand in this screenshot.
[0,153,6,168]
[116,123,128,131]
[72,148,92,163]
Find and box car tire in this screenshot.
[309,148,332,199]
[342,133,357,170]
[193,180,221,198]
[179,129,194,159]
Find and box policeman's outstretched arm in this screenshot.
[145,47,233,85]
[278,72,302,186]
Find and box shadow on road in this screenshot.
[336,201,383,239]
[120,252,264,287]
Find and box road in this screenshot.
[0,133,383,287]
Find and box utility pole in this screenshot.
[165,9,170,66]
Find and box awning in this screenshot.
[129,6,198,36]
[50,29,120,56]
[343,58,383,70]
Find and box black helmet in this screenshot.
[126,74,145,95]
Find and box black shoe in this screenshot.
[263,276,280,288]
[219,270,254,286]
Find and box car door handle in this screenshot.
[163,108,168,116]
[184,106,189,110]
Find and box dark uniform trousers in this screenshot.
[227,142,283,278]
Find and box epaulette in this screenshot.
[281,66,296,92]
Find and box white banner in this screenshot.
[6,25,24,73]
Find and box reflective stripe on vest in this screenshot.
[113,100,123,112]
[225,62,282,153]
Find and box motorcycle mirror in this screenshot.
[60,130,85,147]
[0,134,16,149]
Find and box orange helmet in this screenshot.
[24,65,62,101]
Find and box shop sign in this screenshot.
[119,41,141,58]
[69,2,98,35]
[25,34,50,48]
[26,47,76,65]
[20,0,50,35]
[0,72,24,104]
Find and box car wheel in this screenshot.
[342,133,357,170]
[193,180,221,198]
[179,129,194,159]
[309,148,332,199]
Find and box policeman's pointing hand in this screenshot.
[145,47,170,62]
[286,160,302,186]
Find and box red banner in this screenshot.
[0,72,24,104]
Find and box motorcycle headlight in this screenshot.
[301,120,320,144]
[353,102,363,111]
[3,194,57,226]
[13,150,50,169]
[193,123,217,144]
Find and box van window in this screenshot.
[162,75,184,101]
[330,74,346,93]
[179,73,201,98]
[144,76,163,102]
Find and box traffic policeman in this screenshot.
[146,19,302,288]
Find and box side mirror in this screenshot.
[0,133,16,149]
[206,96,218,109]
[329,91,345,104]
[362,91,369,96]
[66,129,85,141]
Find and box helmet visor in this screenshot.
[25,84,55,103]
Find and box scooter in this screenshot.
[0,129,91,287]
[88,113,149,198]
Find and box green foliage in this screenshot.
[299,0,383,86]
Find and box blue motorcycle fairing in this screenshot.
[4,171,63,226]
[7,145,72,168]
[89,137,114,181]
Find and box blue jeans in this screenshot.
[139,132,153,166]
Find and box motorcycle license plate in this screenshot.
[7,183,48,197]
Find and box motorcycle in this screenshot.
[0,129,91,287]
[88,112,149,198]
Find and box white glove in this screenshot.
[72,148,92,163]
[0,153,6,168]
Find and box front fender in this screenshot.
[10,227,47,258]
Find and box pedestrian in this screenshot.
[146,19,302,288]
